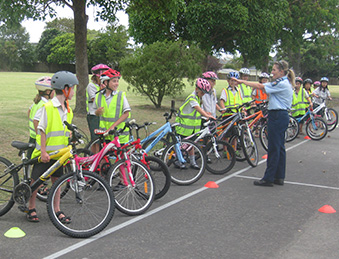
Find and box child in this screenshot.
[27,71,78,223]
[313,81,321,90]
[312,77,332,116]
[292,77,313,134]
[175,78,215,169]
[201,71,222,118]
[303,78,313,94]
[86,64,109,145]
[94,68,131,144]
[27,76,54,159]
[220,71,243,116]
[252,72,269,104]
[238,68,252,103]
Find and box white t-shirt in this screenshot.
[202,88,217,117]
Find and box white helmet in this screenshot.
[35,76,52,91]
[239,68,250,75]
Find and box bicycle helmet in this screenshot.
[91,64,110,76]
[227,71,239,79]
[259,72,270,79]
[100,68,121,83]
[303,78,312,85]
[239,68,250,75]
[196,78,211,94]
[320,77,329,82]
[51,71,78,90]
[202,71,218,80]
[35,76,52,91]
[295,77,303,83]
[314,81,321,86]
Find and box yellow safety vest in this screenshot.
[32,101,73,159]
[222,87,243,116]
[28,100,45,139]
[292,89,308,117]
[239,83,252,103]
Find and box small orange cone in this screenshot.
[318,205,336,214]
[304,136,311,140]
[204,181,219,188]
[262,154,268,159]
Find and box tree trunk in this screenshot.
[73,0,89,115]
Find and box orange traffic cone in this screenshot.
[318,205,336,214]
[262,154,268,159]
[304,136,311,140]
[204,181,219,188]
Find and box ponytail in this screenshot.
[287,69,295,88]
[33,94,41,104]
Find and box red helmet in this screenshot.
[196,78,211,94]
[100,68,121,83]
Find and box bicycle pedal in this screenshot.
[18,205,29,213]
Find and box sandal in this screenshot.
[26,208,39,222]
[38,187,50,196]
[56,211,71,224]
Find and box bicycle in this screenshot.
[312,97,338,132]
[141,100,206,185]
[0,122,115,238]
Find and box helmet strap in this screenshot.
[62,88,71,113]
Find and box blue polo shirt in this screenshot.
[264,76,293,110]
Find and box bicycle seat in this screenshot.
[11,141,35,151]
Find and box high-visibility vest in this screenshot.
[239,83,252,103]
[31,101,73,159]
[221,87,242,116]
[175,94,202,136]
[254,89,268,104]
[95,91,130,143]
[292,89,308,117]
[86,83,100,113]
[28,100,45,139]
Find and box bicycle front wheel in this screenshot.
[205,140,236,175]
[0,157,18,216]
[108,159,155,216]
[286,116,299,142]
[324,108,338,132]
[241,126,258,167]
[306,117,328,140]
[47,171,115,238]
[229,134,247,161]
[163,139,206,185]
[259,124,268,152]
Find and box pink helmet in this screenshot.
[35,76,52,91]
[196,78,211,94]
[202,71,218,80]
[91,64,110,76]
[314,81,321,86]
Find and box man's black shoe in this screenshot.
[253,179,273,187]
[273,179,284,185]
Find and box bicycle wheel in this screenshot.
[241,126,258,167]
[0,157,18,216]
[286,116,299,142]
[306,117,328,140]
[229,134,247,161]
[47,170,115,238]
[144,156,171,200]
[142,137,169,159]
[108,159,155,216]
[323,108,338,131]
[259,124,268,152]
[162,139,206,185]
[204,140,236,175]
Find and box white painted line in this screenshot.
[44,138,310,259]
[235,175,339,191]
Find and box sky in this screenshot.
[22,5,129,43]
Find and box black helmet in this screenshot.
[51,71,78,90]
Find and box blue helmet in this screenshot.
[320,77,329,82]
[227,71,239,79]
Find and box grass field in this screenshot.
[1,71,338,161]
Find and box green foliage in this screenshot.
[47,33,75,64]
[120,40,204,108]
[36,28,61,63]
[45,18,75,33]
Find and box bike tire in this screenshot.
[259,124,268,152]
[306,117,328,140]
[162,139,206,186]
[204,140,236,175]
[241,126,259,167]
[108,159,155,215]
[144,156,171,200]
[142,137,169,159]
[324,108,338,132]
[229,134,247,161]
[0,157,18,216]
[47,170,115,238]
[85,138,102,152]
[286,116,299,142]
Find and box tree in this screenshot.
[88,24,130,69]
[47,33,76,64]
[45,17,75,33]
[0,0,125,114]
[36,28,62,63]
[120,40,204,108]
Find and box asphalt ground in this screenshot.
[1,126,339,259]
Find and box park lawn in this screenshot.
[0,71,338,161]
